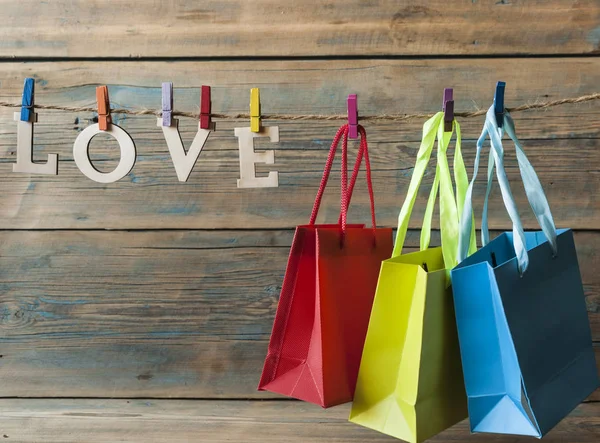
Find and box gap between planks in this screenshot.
[2,54,600,63]
[0,396,597,403]
[1,399,598,443]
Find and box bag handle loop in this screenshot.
[393,112,474,267]
[457,106,557,274]
[309,124,377,239]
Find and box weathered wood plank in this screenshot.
[0,399,598,443]
[0,131,598,229]
[1,59,599,229]
[1,1,600,58]
[2,59,600,140]
[2,339,597,400]
[1,230,598,398]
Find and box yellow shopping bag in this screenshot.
[349,112,476,443]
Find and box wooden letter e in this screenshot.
[234,126,279,188]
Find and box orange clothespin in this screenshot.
[96,85,111,131]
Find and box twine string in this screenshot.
[0,92,598,122]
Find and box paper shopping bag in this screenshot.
[258,124,393,408]
[451,107,599,437]
[350,112,476,442]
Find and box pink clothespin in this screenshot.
[200,85,211,130]
[443,88,454,132]
[347,94,358,139]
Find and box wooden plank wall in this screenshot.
[1,1,600,441]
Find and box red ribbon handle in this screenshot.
[309,124,377,237]
[340,125,376,235]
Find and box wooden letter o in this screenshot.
[73,123,136,183]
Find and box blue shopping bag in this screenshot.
[451,106,598,438]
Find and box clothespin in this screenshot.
[200,85,212,130]
[494,81,506,128]
[443,88,454,132]
[347,94,358,139]
[162,82,173,127]
[250,88,261,132]
[96,85,111,131]
[20,78,35,122]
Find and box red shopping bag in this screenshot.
[258,124,393,408]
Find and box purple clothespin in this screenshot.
[443,88,454,132]
[347,94,358,139]
[20,78,35,122]
[162,82,173,126]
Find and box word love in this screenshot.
[12,111,279,188]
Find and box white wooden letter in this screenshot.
[157,117,210,182]
[234,126,279,188]
[73,123,136,184]
[12,112,58,175]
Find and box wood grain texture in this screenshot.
[1,230,598,398]
[0,59,599,229]
[1,126,598,230]
[1,59,600,133]
[1,1,600,58]
[2,0,599,438]
[0,399,599,443]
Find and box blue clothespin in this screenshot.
[162,82,173,127]
[494,81,506,128]
[20,78,35,122]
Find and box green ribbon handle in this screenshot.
[453,122,478,256]
[393,113,475,267]
[436,122,460,269]
[420,165,440,252]
[393,112,442,258]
